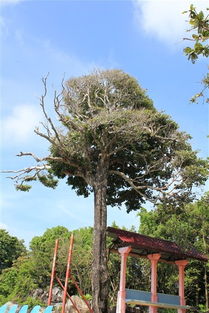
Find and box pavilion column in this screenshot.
[175,260,188,313]
[148,254,161,313]
[117,246,132,313]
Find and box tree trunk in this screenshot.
[92,164,109,313]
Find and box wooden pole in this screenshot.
[61,234,74,313]
[48,239,59,305]
[148,254,161,313]
[117,246,132,313]
[69,274,94,313]
[175,260,188,313]
[56,276,81,313]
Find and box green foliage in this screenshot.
[0,226,72,304]
[21,297,44,308]
[183,5,209,103]
[30,226,71,288]
[0,229,26,273]
[37,173,58,188]
[15,184,32,192]
[0,255,38,305]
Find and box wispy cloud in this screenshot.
[1,104,41,144]
[0,0,24,5]
[133,0,208,47]
[0,223,8,230]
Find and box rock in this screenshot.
[65,296,90,313]
[32,288,44,298]
[51,287,63,303]
[30,287,63,304]
[53,303,62,313]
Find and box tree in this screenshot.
[183,5,209,103]
[0,229,26,273]
[3,69,209,313]
[138,193,209,311]
[29,226,71,288]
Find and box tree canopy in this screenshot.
[10,70,208,206]
[0,229,26,274]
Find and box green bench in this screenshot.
[126,289,191,310]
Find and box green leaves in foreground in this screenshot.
[183,5,209,103]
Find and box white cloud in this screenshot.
[133,0,208,46]
[1,104,41,144]
[0,223,8,230]
[0,0,24,5]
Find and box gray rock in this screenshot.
[65,296,90,313]
[51,287,63,303]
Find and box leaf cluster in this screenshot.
[183,5,209,103]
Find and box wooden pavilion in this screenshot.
[107,227,208,313]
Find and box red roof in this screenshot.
[107,227,208,262]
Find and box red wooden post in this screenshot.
[147,254,161,313]
[117,246,132,313]
[48,239,59,305]
[62,234,74,313]
[175,260,188,313]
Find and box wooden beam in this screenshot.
[110,248,176,264]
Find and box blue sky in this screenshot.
[0,0,208,247]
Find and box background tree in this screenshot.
[138,193,209,312]
[183,5,209,103]
[0,226,92,306]
[4,69,209,313]
[0,229,26,273]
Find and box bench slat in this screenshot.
[19,305,28,313]
[43,306,53,313]
[125,289,190,310]
[7,305,18,313]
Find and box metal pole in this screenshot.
[48,239,59,305]
[61,234,74,313]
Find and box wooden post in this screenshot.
[48,239,59,305]
[175,260,188,313]
[62,234,74,313]
[117,246,132,313]
[148,254,161,313]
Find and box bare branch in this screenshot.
[16,152,64,163]
[2,165,50,182]
[39,76,61,143]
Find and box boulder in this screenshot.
[65,296,90,313]
[51,287,63,303]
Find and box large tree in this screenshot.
[0,229,26,273]
[4,69,209,313]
